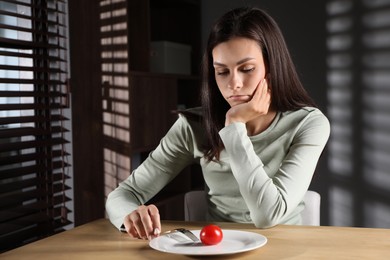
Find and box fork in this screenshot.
[162,228,200,243]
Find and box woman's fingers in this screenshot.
[128,208,146,239]
[124,213,139,238]
[140,205,160,240]
[148,205,161,238]
[128,224,139,238]
[250,78,270,112]
[252,78,268,101]
[251,78,265,101]
[124,204,161,240]
[135,206,150,239]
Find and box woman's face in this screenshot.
[212,37,266,107]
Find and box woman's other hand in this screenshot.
[123,204,161,240]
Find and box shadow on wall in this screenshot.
[326,0,390,228]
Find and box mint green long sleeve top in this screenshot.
[106,107,330,229]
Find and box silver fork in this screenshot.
[162,228,200,243]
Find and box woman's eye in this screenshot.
[242,67,255,73]
[216,70,229,76]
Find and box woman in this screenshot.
[106,7,330,240]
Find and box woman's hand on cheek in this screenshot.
[225,78,271,126]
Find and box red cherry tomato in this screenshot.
[200,224,223,245]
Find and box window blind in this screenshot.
[0,0,71,252]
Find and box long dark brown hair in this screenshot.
[201,7,316,161]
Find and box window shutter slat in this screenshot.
[0,115,67,125]
[0,164,70,181]
[0,183,71,209]
[0,137,69,153]
[0,37,65,50]
[0,90,68,98]
[0,127,39,138]
[0,103,67,111]
[0,149,69,168]
[0,77,65,84]
[0,24,66,39]
[0,50,65,61]
[0,64,65,73]
[0,172,69,193]
[0,126,67,139]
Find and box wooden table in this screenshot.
[2,218,390,259]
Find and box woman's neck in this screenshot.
[246,110,277,136]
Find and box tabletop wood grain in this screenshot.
[2,218,389,259]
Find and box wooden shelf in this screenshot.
[126,0,201,153]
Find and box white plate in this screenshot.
[149,229,267,255]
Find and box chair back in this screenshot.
[301,190,321,226]
[184,190,207,222]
